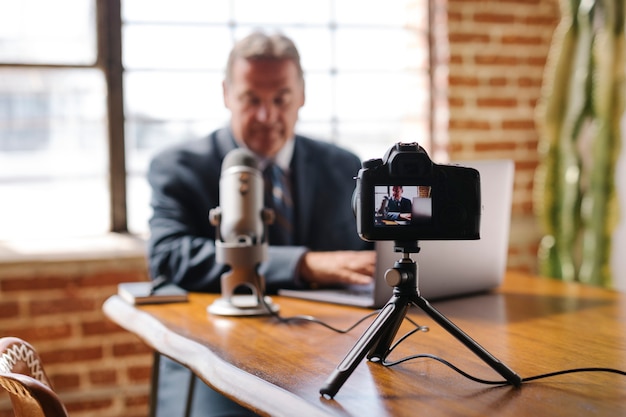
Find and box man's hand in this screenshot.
[298,250,376,287]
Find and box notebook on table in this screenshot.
[278,159,515,308]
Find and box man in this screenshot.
[385,185,412,221]
[147,31,375,416]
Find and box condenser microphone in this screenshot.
[218,148,265,245]
[208,148,279,316]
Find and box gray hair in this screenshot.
[225,30,304,83]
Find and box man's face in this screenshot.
[223,58,305,158]
[392,186,403,200]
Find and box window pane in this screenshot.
[233,0,331,25]
[335,28,426,71]
[0,69,108,239]
[122,0,231,23]
[0,0,96,65]
[123,25,233,70]
[335,72,428,120]
[334,0,411,25]
[299,73,333,122]
[126,120,224,155]
[125,71,228,120]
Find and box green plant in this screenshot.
[534,0,625,286]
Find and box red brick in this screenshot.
[488,77,508,86]
[89,369,117,385]
[475,54,521,66]
[449,54,464,65]
[82,319,125,336]
[41,345,103,365]
[524,140,540,151]
[125,393,149,407]
[475,141,517,152]
[528,55,548,67]
[449,75,480,86]
[30,298,96,316]
[0,301,19,318]
[518,77,542,87]
[1,323,73,342]
[1,276,73,292]
[474,13,516,24]
[64,398,113,413]
[502,119,536,130]
[516,160,540,171]
[501,35,543,45]
[447,10,462,22]
[449,32,490,43]
[128,365,152,382]
[113,341,152,357]
[50,373,81,390]
[449,119,491,130]
[524,15,560,26]
[477,97,518,108]
[448,96,465,107]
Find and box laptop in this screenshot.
[278,159,515,308]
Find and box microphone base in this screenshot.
[208,295,280,316]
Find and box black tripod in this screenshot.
[320,240,522,398]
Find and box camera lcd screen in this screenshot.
[374,185,432,227]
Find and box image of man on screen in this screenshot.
[385,185,412,221]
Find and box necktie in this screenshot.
[263,163,294,245]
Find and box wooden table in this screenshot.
[103,271,626,417]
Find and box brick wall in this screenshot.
[0,2,561,416]
[443,0,560,272]
[0,255,153,417]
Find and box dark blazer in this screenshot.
[147,128,370,293]
[387,197,412,214]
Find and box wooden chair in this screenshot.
[0,337,69,417]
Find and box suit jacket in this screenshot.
[147,128,370,293]
[387,197,412,213]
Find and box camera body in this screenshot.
[354,142,481,241]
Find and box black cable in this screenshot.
[383,353,509,385]
[521,368,626,383]
[382,322,626,386]
[383,353,626,385]
[273,309,380,333]
[260,296,381,333]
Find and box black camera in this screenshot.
[353,142,481,241]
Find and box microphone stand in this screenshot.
[207,207,279,316]
[320,240,522,398]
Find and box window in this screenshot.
[0,0,430,240]
[0,0,108,240]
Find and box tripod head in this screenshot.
[391,240,421,254]
[383,240,421,294]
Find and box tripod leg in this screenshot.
[412,294,522,387]
[367,298,410,362]
[320,294,409,398]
